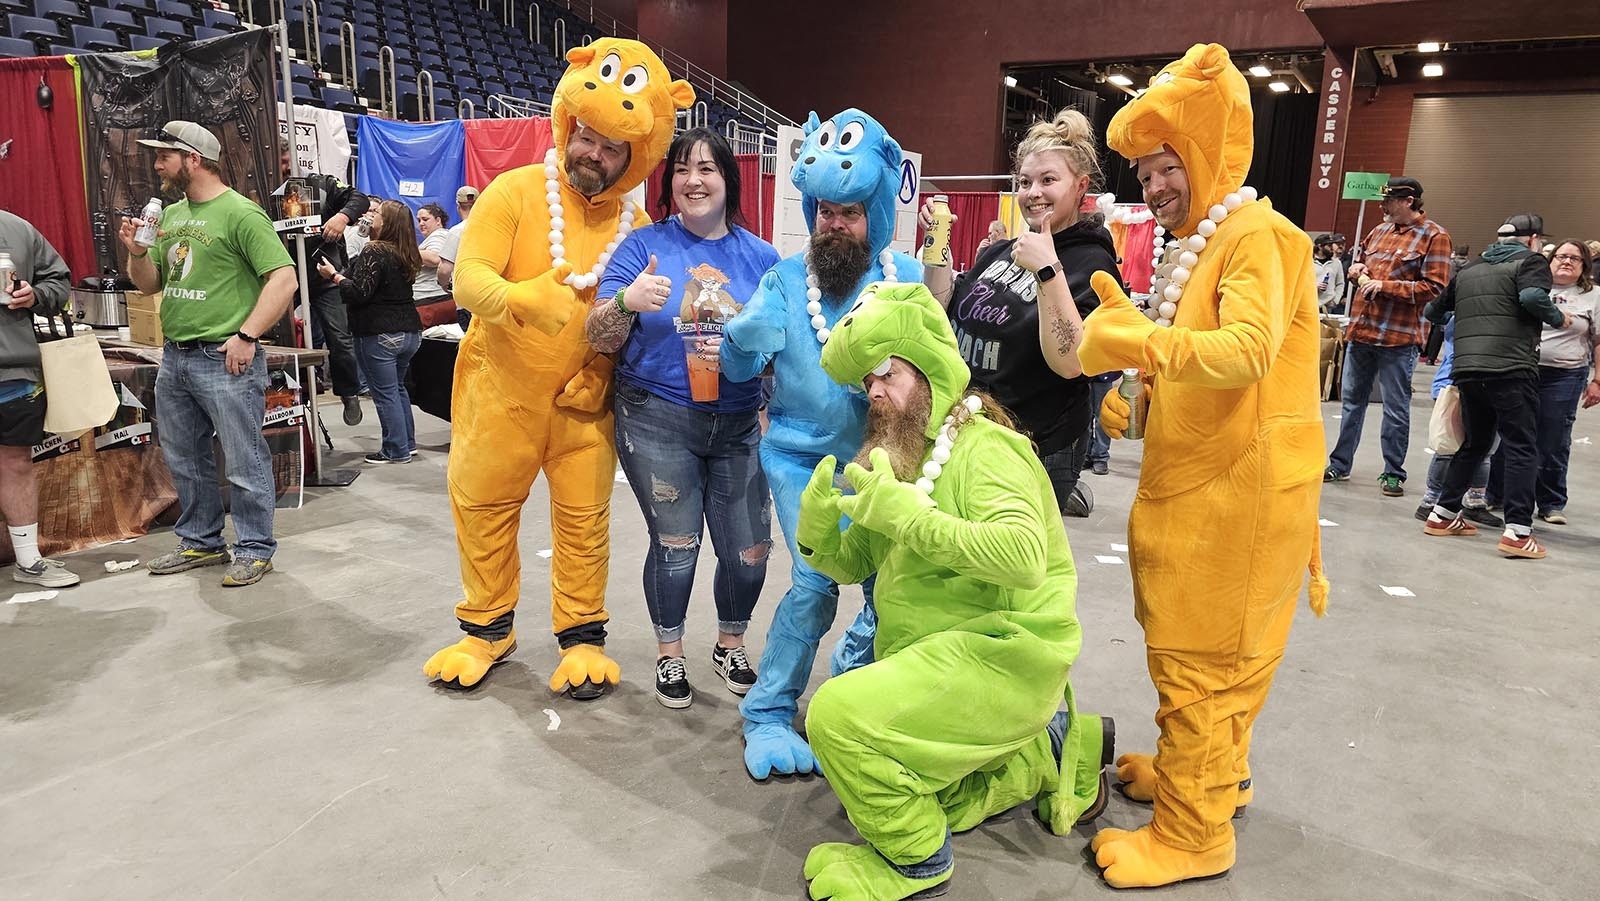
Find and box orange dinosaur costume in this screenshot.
[423,39,693,697]
[1076,44,1330,888]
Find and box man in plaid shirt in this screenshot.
[1325,176,1452,496]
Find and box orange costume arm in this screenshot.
[453,177,577,336]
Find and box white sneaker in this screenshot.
[13,558,80,588]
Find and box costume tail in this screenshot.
[1307,521,1330,617]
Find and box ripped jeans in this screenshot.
[614,381,773,643]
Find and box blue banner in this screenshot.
[355,118,466,225]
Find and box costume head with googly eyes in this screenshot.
[553,38,696,203]
[793,108,905,257]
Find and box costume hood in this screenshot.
[551,38,695,203]
[820,282,970,440]
[793,108,905,256]
[1106,43,1253,237]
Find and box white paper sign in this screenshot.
[398,180,425,197]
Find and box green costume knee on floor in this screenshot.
[795,282,1111,901]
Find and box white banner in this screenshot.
[772,124,921,260]
[277,102,352,183]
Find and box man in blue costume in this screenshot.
[722,109,921,780]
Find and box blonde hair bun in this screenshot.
[1015,108,1103,189]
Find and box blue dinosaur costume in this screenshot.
[722,109,922,780]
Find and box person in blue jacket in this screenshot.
[721,109,921,780]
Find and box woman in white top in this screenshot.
[1532,240,1600,523]
[412,202,451,304]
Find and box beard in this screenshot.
[809,229,872,300]
[159,165,192,198]
[566,158,616,196]
[853,380,933,482]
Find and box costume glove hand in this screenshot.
[836,447,935,536]
[1100,384,1131,439]
[1079,271,1157,376]
[743,722,821,779]
[555,354,614,413]
[507,261,577,336]
[796,455,844,557]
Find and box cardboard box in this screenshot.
[126,291,163,346]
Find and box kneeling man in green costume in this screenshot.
[796,282,1112,901]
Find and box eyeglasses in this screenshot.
[1552,254,1584,264]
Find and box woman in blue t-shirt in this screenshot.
[588,128,780,711]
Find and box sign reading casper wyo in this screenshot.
[772,123,922,260]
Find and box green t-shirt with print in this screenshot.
[154,188,293,342]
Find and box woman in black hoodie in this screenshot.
[923,109,1124,516]
[317,199,425,464]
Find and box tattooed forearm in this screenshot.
[1049,314,1080,356]
[586,301,635,353]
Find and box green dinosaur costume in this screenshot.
[796,282,1110,901]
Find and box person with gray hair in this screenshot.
[1421,213,1569,558]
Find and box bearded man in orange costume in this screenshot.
[424,39,693,699]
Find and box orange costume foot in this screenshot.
[423,631,518,688]
[1092,824,1234,889]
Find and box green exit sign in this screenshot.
[1342,171,1389,201]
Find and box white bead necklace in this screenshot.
[543,148,635,291]
[1144,186,1257,327]
[915,395,983,494]
[805,248,899,344]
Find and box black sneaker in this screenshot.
[711,644,757,695]
[1462,506,1504,528]
[1414,502,1433,522]
[342,395,364,426]
[363,452,412,464]
[655,655,693,709]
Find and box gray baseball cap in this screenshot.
[137,120,222,161]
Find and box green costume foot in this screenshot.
[804,843,951,901]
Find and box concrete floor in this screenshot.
[4,365,1597,900]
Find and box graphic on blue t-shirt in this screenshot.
[597,217,781,413]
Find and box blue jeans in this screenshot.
[1423,450,1490,506]
[1088,378,1115,464]
[1328,342,1419,479]
[155,342,276,561]
[355,331,420,460]
[613,381,772,643]
[1534,365,1587,513]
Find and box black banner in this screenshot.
[77,28,281,278]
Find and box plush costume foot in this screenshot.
[1092,824,1234,889]
[422,631,518,688]
[743,722,821,779]
[804,843,951,901]
[548,643,621,699]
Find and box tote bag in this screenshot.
[1427,384,1465,456]
[36,312,118,438]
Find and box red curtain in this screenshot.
[0,56,97,282]
[916,191,1000,271]
[1109,214,1157,293]
[643,153,775,240]
[462,117,553,190]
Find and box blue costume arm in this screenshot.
[722,267,788,382]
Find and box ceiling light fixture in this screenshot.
[1249,64,1272,78]
[1417,41,1441,53]
[1422,63,1443,77]
[1108,73,1133,86]
[1268,80,1290,93]
[1004,75,1018,88]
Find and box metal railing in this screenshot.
[539,0,795,130]
[376,44,396,118]
[458,98,476,119]
[489,93,551,118]
[527,4,541,44]
[553,18,567,58]
[726,121,779,158]
[337,20,356,91]
[417,69,435,121]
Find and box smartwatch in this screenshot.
[235,330,259,344]
[1036,263,1060,283]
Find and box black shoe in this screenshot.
[654,655,693,709]
[342,395,364,426]
[1414,502,1433,522]
[1462,506,1504,528]
[711,644,757,696]
[363,452,412,464]
[1091,460,1109,476]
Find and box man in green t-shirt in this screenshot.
[119,120,296,588]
